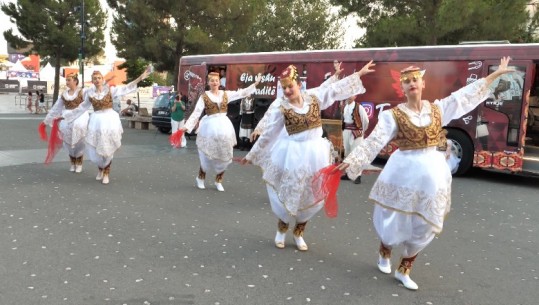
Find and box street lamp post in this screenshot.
[76,0,86,87]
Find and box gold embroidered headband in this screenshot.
[400,66,425,82]
[280,65,299,87]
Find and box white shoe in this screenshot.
[70,164,75,172]
[102,175,110,185]
[377,255,391,274]
[215,182,224,192]
[75,165,82,173]
[293,235,308,251]
[394,270,418,290]
[274,231,286,249]
[96,170,104,180]
[196,177,205,189]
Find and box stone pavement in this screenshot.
[0,93,538,305]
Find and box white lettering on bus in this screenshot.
[255,86,276,96]
[241,73,276,84]
[376,103,391,119]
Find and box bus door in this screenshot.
[479,60,532,172]
[185,63,207,120]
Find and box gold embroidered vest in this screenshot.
[391,104,447,151]
[280,96,322,135]
[203,92,228,115]
[351,103,364,131]
[61,89,84,110]
[89,92,113,111]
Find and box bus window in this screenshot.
[484,65,526,146]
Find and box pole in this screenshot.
[80,0,85,87]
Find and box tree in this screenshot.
[1,0,106,102]
[106,0,262,87]
[330,0,539,47]
[230,0,344,52]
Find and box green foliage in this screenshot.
[117,58,153,87]
[330,0,539,47]
[231,0,344,52]
[107,0,345,86]
[106,0,262,86]
[1,0,106,100]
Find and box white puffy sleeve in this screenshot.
[343,110,398,179]
[43,95,65,126]
[309,73,366,110]
[435,78,491,126]
[246,101,285,165]
[184,95,205,133]
[225,83,258,102]
[110,81,138,99]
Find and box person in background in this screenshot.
[27,91,33,113]
[238,95,255,151]
[240,61,375,251]
[43,73,88,172]
[170,93,187,148]
[63,68,151,184]
[34,90,40,114]
[120,99,136,116]
[219,69,226,88]
[336,57,514,290]
[340,95,369,184]
[181,72,261,192]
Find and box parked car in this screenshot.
[151,91,176,134]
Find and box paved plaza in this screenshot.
[0,93,538,305]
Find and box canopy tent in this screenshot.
[12,60,28,72]
[40,63,55,81]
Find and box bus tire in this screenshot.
[446,128,474,176]
[158,127,171,134]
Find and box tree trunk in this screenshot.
[53,53,61,104]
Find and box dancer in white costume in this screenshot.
[63,68,150,184]
[341,95,369,183]
[241,61,376,251]
[43,73,89,173]
[181,72,261,192]
[336,57,514,290]
[249,61,346,143]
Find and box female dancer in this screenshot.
[336,57,514,290]
[181,72,261,192]
[43,73,88,172]
[241,61,375,251]
[63,68,150,184]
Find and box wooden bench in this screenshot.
[124,108,154,130]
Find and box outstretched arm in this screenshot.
[437,57,515,125]
[112,65,153,98]
[485,57,514,87]
[311,60,376,109]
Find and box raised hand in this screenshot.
[357,60,376,77]
[485,56,515,86]
[139,65,153,81]
[496,56,514,75]
[254,73,263,85]
[333,60,344,77]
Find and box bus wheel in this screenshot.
[158,127,171,134]
[446,128,474,176]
